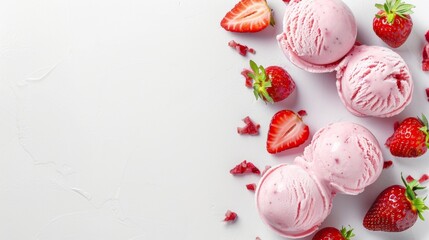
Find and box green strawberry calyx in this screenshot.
[340,226,355,240]
[418,114,429,149]
[401,173,429,220]
[375,0,415,24]
[248,60,274,103]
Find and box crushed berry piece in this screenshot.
[261,165,272,176]
[423,44,429,71]
[256,237,261,240]
[297,110,307,117]
[393,121,400,131]
[241,69,253,88]
[237,116,260,135]
[224,210,238,222]
[246,183,257,191]
[383,161,393,169]
[283,0,291,3]
[406,175,415,183]
[228,40,255,56]
[425,31,429,43]
[230,160,261,175]
[426,88,429,102]
[418,174,429,183]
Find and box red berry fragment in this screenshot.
[394,121,400,130]
[246,183,257,191]
[406,175,415,183]
[230,160,261,175]
[256,237,261,240]
[224,210,238,222]
[237,116,260,135]
[241,69,253,88]
[419,174,429,183]
[297,110,307,117]
[383,161,393,169]
[425,31,429,42]
[426,88,429,101]
[422,44,429,71]
[228,40,255,56]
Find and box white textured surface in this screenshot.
[0,0,428,239]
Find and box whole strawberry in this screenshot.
[386,114,429,158]
[248,60,296,103]
[312,226,355,240]
[363,174,428,232]
[373,0,415,48]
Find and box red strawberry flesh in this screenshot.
[425,30,429,42]
[220,0,272,33]
[241,69,253,88]
[267,110,309,154]
[422,44,429,71]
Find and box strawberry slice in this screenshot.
[266,110,309,154]
[220,0,274,33]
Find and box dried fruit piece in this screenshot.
[419,174,429,183]
[224,210,238,222]
[237,116,260,135]
[383,161,393,169]
[241,69,253,88]
[230,160,261,175]
[297,110,307,117]
[246,183,257,191]
[422,44,429,71]
[228,40,255,56]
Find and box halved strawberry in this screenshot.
[266,110,309,154]
[220,0,274,33]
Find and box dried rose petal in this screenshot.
[418,174,429,183]
[383,161,393,169]
[237,116,260,135]
[246,183,257,191]
[228,40,255,56]
[224,210,238,222]
[406,175,415,183]
[425,30,429,43]
[241,69,253,88]
[297,110,307,117]
[261,165,272,176]
[230,160,261,175]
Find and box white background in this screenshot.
[0,0,428,239]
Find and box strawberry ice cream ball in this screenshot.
[277,0,357,72]
[336,45,413,117]
[256,164,333,238]
[296,122,384,195]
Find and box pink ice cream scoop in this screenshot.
[277,0,357,73]
[256,122,383,238]
[336,45,413,117]
[297,122,384,195]
[256,164,333,239]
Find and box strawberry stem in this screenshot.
[401,173,429,221]
[248,60,274,103]
[340,226,355,240]
[375,0,415,24]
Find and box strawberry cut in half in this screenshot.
[220,0,274,33]
[266,110,309,154]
